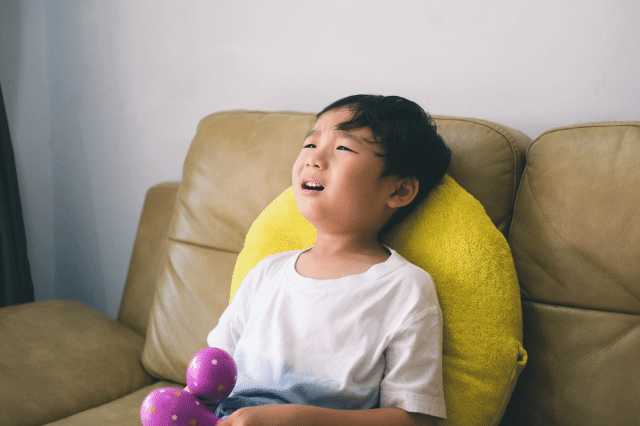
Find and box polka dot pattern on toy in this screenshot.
[140,348,237,426]
[186,348,237,403]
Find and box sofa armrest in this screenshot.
[0,300,154,426]
[44,382,174,426]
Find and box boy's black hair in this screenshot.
[318,94,452,237]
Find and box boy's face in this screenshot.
[292,107,399,237]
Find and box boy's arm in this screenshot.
[218,404,436,426]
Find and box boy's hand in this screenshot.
[216,404,434,426]
[217,404,301,426]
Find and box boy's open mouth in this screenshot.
[301,177,324,191]
[302,183,324,191]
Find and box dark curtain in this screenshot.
[1,84,34,307]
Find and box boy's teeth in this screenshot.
[303,181,324,190]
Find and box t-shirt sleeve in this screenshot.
[206,266,258,355]
[380,277,447,419]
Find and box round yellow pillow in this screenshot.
[230,174,526,425]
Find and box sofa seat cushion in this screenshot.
[231,175,526,425]
[44,381,174,426]
[0,300,153,426]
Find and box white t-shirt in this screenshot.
[207,245,446,419]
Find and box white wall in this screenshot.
[2,0,639,319]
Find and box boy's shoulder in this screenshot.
[235,249,302,300]
[388,248,434,282]
[256,248,303,267]
[243,248,304,279]
[382,249,439,303]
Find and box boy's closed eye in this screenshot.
[303,143,355,152]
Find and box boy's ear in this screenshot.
[388,176,419,208]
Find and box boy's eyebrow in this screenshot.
[336,129,364,144]
[304,129,318,140]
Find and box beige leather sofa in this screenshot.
[1,111,638,426]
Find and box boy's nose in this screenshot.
[305,151,327,168]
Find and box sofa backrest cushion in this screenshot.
[511,122,640,314]
[118,182,180,336]
[435,116,530,236]
[140,110,530,387]
[505,122,640,425]
[142,111,316,382]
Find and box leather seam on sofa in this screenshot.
[530,122,640,152]
[167,236,242,254]
[522,298,640,317]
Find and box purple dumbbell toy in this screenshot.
[186,347,237,403]
[140,388,222,425]
[141,348,237,426]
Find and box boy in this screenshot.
[208,95,451,425]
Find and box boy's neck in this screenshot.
[309,233,389,259]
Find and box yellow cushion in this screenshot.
[230,174,527,425]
